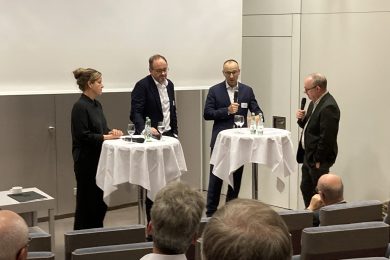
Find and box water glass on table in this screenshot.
[234,115,244,132]
[127,123,135,142]
[157,121,165,140]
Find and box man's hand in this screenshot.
[307,194,324,211]
[150,127,160,137]
[296,109,306,120]
[228,102,239,114]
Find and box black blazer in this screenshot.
[297,92,340,166]
[204,81,262,148]
[130,75,178,135]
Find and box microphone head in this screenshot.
[233,90,238,103]
[300,98,306,110]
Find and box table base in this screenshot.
[252,163,258,200]
[137,186,146,225]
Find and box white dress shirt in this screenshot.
[225,81,238,104]
[153,77,171,132]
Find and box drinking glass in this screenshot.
[127,123,135,142]
[157,122,165,140]
[234,115,244,128]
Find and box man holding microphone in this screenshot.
[204,59,263,217]
[296,73,340,208]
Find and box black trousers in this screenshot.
[206,163,244,217]
[73,161,107,230]
[300,156,331,208]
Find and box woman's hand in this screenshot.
[104,129,123,140]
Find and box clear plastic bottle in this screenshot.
[257,113,264,135]
[144,117,152,141]
[249,112,256,135]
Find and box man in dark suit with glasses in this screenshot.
[204,59,263,217]
[296,73,340,208]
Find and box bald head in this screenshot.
[0,210,29,260]
[317,173,344,205]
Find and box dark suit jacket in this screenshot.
[204,81,262,148]
[297,92,340,166]
[130,75,178,135]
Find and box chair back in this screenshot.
[320,200,383,226]
[29,226,52,252]
[71,242,153,260]
[300,222,389,260]
[342,257,390,259]
[27,251,55,260]
[279,210,313,255]
[64,225,145,260]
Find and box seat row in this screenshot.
[27,199,388,259]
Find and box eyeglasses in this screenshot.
[153,68,169,74]
[223,70,239,76]
[304,85,317,94]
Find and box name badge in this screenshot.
[241,102,248,108]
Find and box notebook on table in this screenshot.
[8,191,46,202]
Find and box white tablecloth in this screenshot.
[210,128,296,186]
[96,136,187,203]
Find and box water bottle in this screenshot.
[249,112,256,135]
[144,117,152,141]
[257,113,264,135]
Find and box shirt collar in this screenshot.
[152,77,168,88]
[225,81,239,90]
[314,90,328,105]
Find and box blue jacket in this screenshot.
[204,81,262,148]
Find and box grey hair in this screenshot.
[318,178,344,203]
[151,181,205,254]
[308,73,327,89]
[0,210,29,260]
[202,199,292,260]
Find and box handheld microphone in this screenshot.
[300,97,306,110]
[233,89,238,103]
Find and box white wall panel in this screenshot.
[302,0,390,13]
[241,37,293,208]
[0,0,241,94]
[243,0,301,15]
[301,12,390,202]
[243,15,292,37]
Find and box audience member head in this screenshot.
[150,181,205,255]
[304,73,327,102]
[149,54,168,84]
[0,210,29,260]
[222,59,240,88]
[73,68,102,92]
[317,173,344,205]
[202,199,292,260]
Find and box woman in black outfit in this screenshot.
[71,68,123,230]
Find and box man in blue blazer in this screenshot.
[204,59,263,217]
[130,54,178,230]
[296,73,340,208]
[130,54,178,138]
